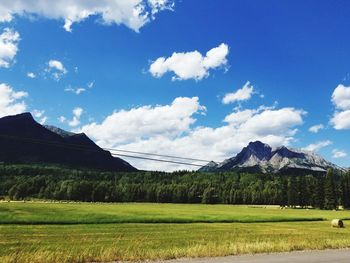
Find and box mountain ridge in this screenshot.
[199,141,344,174]
[0,112,136,172]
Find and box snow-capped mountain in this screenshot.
[199,141,344,174]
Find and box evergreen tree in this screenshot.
[279,177,288,207]
[341,171,350,209]
[314,176,325,209]
[1,163,347,207]
[287,176,298,207]
[324,169,337,210]
[298,176,308,207]
[202,186,217,204]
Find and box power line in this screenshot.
[0,133,212,163]
[107,148,211,163]
[0,134,207,167]
[110,153,203,167]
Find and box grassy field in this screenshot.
[1,202,350,263]
[1,202,350,224]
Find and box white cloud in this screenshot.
[330,84,350,130]
[148,0,174,17]
[222,81,254,104]
[302,140,332,152]
[332,84,350,111]
[65,81,94,95]
[65,87,86,95]
[27,72,36,78]
[332,149,347,159]
[79,98,305,171]
[0,83,28,117]
[46,59,67,81]
[223,109,254,126]
[48,59,67,73]
[75,88,86,94]
[68,118,80,127]
[73,107,83,118]
[68,107,83,127]
[309,124,324,133]
[0,0,174,32]
[149,43,229,81]
[58,116,66,123]
[237,107,305,136]
[331,110,350,130]
[59,108,83,127]
[32,109,47,124]
[0,28,20,68]
[87,81,94,89]
[80,97,206,145]
[32,109,44,118]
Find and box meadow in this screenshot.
[1,202,350,263]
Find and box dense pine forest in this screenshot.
[0,164,349,210]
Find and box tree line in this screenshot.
[0,164,349,209]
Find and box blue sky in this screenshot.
[0,0,349,171]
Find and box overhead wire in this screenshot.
[106,148,212,163]
[0,134,211,167]
[110,153,203,167]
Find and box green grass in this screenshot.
[1,202,350,263]
[0,202,349,224]
[2,221,350,263]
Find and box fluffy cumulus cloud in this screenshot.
[308,124,324,133]
[332,84,350,110]
[302,140,332,152]
[331,110,350,130]
[80,97,206,145]
[149,43,229,81]
[0,0,174,32]
[222,81,254,104]
[0,83,28,117]
[330,84,350,130]
[332,149,347,159]
[0,28,20,68]
[78,97,306,171]
[46,59,67,81]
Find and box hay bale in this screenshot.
[331,219,344,228]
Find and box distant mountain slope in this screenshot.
[199,141,344,174]
[0,113,136,172]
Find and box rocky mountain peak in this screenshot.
[245,141,272,160]
[199,141,344,174]
[272,146,305,159]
